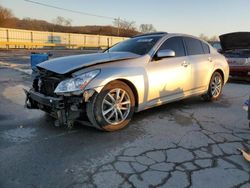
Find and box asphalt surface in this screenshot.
[0,51,250,188]
[0,49,99,72]
[0,49,99,64]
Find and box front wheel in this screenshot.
[202,72,223,101]
[87,81,135,131]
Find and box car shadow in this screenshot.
[229,78,250,85]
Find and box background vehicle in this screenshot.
[219,32,250,81]
[210,41,222,51]
[25,32,229,131]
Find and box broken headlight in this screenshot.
[54,69,100,95]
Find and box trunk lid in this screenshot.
[219,32,250,51]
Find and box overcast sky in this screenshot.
[1,0,250,37]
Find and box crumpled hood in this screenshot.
[219,32,250,51]
[37,52,140,74]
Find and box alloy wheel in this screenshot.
[211,74,222,98]
[102,88,131,125]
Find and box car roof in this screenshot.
[131,32,210,46]
[133,32,203,41]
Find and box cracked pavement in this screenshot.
[0,60,249,187]
[72,98,250,188]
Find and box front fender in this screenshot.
[85,66,147,107]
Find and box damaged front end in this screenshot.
[25,68,99,128]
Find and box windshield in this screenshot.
[108,35,162,55]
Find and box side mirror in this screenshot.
[157,49,175,58]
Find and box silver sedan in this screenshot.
[25,32,229,131]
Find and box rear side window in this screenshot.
[184,37,204,55]
[201,42,210,54]
[159,37,186,57]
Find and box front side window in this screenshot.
[184,37,204,55]
[108,35,162,55]
[158,37,186,57]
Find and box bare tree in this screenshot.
[0,6,14,26]
[139,24,156,33]
[52,16,72,26]
[113,19,137,36]
[113,19,137,31]
[209,35,219,42]
[199,33,219,42]
[199,33,209,41]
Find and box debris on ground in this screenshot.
[243,99,249,112]
[238,148,250,162]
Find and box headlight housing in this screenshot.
[54,69,100,95]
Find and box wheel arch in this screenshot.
[213,69,225,84]
[115,79,139,110]
[96,79,139,110]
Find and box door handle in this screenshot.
[182,61,189,67]
[208,57,213,62]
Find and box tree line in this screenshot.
[0,6,157,37]
[0,5,218,40]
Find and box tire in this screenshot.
[202,72,223,101]
[87,81,135,131]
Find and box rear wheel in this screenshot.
[202,72,223,101]
[87,81,135,131]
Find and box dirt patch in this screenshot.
[2,84,29,106]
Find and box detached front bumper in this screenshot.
[24,89,84,127]
[25,89,64,109]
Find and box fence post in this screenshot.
[51,32,54,49]
[6,29,9,49]
[68,33,71,49]
[98,35,100,49]
[107,38,109,49]
[84,35,86,49]
[30,31,33,49]
[51,32,54,43]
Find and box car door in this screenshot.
[183,37,213,92]
[146,36,192,106]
